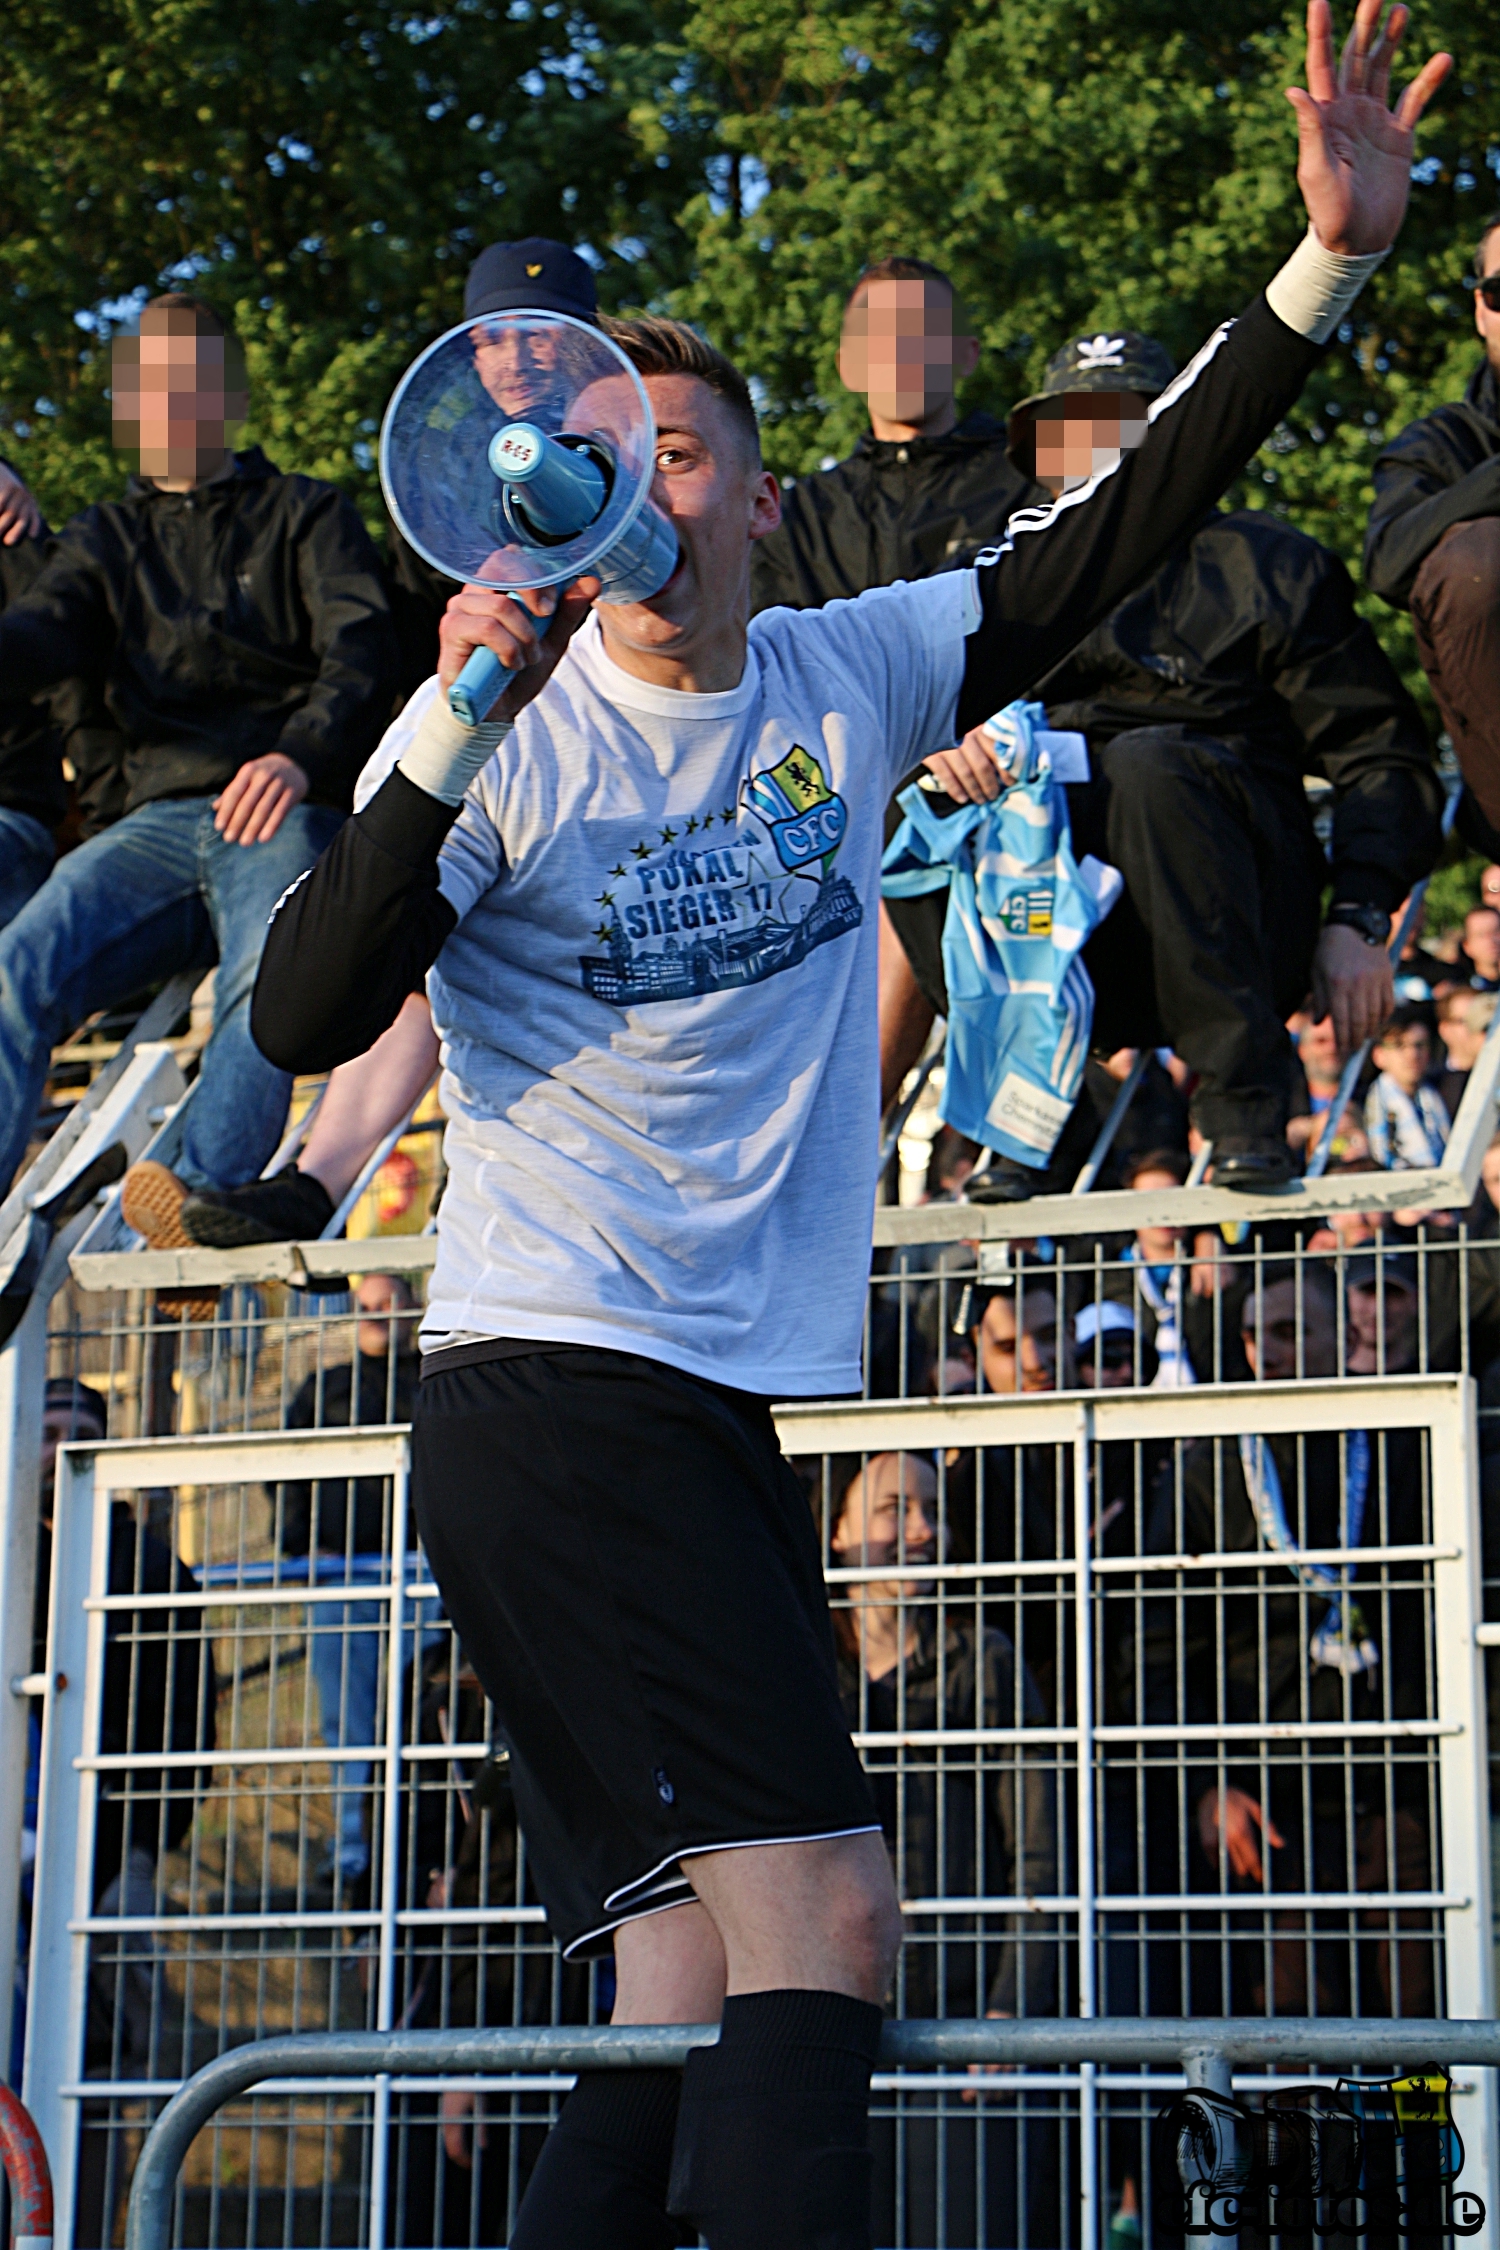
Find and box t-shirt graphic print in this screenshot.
[578,742,859,1005]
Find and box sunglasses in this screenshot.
[1471,273,1500,310]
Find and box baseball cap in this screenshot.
[1075,1301,1138,1350]
[1007,331,1178,460]
[463,238,600,325]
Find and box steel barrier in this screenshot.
[125,2015,1500,2250]
[18,1376,1497,2249]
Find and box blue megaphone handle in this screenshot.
[449,645,513,728]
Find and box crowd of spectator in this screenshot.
[16,204,1500,2250]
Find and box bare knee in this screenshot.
[829,1856,904,2000]
[1412,517,1500,629]
[684,1830,903,2004]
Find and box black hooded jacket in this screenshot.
[0,448,396,814]
[750,412,1038,613]
[0,529,67,830]
[1364,356,1500,609]
[1039,507,1441,912]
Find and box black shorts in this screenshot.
[411,1347,878,1957]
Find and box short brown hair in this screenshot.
[844,256,972,336]
[602,315,760,464]
[140,291,233,339]
[1122,1146,1189,1189]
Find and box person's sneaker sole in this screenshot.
[121,1161,220,1322]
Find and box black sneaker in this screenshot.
[964,1153,1045,1204]
[181,1169,337,1247]
[1210,1135,1296,1193]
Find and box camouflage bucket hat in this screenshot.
[1006,330,1178,458]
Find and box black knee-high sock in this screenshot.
[667,1988,883,2250]
[509,2066,687,2250]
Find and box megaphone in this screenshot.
[380,310,679,725]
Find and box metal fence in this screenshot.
[14,1327,1497,2249]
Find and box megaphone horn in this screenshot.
[379,309,680,727]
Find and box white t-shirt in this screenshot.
[355,572,976,1396]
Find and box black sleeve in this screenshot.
[0,513,116,697]
[1265,542,1443,912]
[958,294,1324,731]
[251,767,459,1073]
[1364,424,1500,609]
[276,489,399,799]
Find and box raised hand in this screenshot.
[1287,0,1451,254]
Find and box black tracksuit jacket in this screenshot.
[750,412,1038,612]
[0,531,67,831]
[248,293,1330,1073]
[1364,356,1500,610]
[0,448,396,815]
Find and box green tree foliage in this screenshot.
[0,0,711,526]
[664,3,1491,652]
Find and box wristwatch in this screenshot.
[1325,901,1391,947]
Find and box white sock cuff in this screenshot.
[1264,224,1390,347]
[396,694,513,807]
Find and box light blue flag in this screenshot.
[882,700,1119,1168]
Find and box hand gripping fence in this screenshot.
[0,2085,53,2250]
[125,2015,1500,2250]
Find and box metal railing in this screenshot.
[18,1372,1496,2248]
[124,2014,1500,2250]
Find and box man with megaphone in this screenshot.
[252,10,1449,2245]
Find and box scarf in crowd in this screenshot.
[1237,1430,1378,1676]
[881,699,1119,1167]
[1125,1248,1196,1388]
[1364,1075,1449,1172]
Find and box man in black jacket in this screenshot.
[0,292,395,1214]
[904,330,1442,1193]
[750,257,1037,613]
[1366,214,1500,840]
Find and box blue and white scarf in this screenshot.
[1364,1076,1449,1172]
[1237,1430,1378,1676]
[881,700,1120,1167]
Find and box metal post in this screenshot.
[1072,1052,1147,1196]
[25,1446,112,2250]
[367,1455,409,2250]
[1073,1404,1098,2247]
[1430,1372,1497,2220]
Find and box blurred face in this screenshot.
[1297,1012,1341,1085]
[1374,1023,1431,1094]
[1078,1326,1138,1390]
[975,1291,1070,1394]
[1439,1003,1487,1072]
[1031,391,1149,495]
[568,370,780,679]
[1131,1166,1185,1266]
[1482,1140,1500,1215]
[1465,908,1500,976]
[830,1453,941,1603]
[356,1273,414,1359]
[471,320,568,425]
[838,277,979,430]
[112,317,247,488]
[39,1402,106,1521]
[1474,233,1500,374]
[1346,1277,1419,1375]
[1242,1280,1337,1381]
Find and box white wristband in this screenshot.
[397,693,513,806]
[1264,224,1390,346]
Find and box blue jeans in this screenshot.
[307,1564,445,1880]
[0,796,342,1194]
[0,809,55,933]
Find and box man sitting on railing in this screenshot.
[0,292,395,1243]
[246,26,1449,2241]
[908,337,1442,1201]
